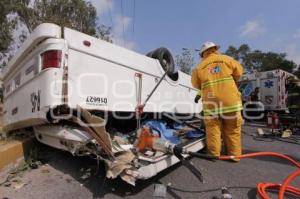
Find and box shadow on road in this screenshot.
[37,142,184,198]
[34,138,299,199]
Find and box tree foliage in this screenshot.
[0,0,112,67]
[175,49,195,74]
[0,0,19,54]
[10,0,98,35]
[95,25,113,43]
[225,44,297,73]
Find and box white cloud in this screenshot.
[113,15,131,38]
[88,0,113,16]
[285,43,300,65]
[112,15,135,49]
[293,28,300,38]
[240,19,266,38]
[87,0,136,49]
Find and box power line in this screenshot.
[132,0,136,40]
[120,0,126,47]
[106,0,113,27]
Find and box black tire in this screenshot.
[146,47,178,81]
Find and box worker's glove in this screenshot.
[194,95,201,103]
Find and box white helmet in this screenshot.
[199,41,220,57]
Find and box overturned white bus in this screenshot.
[1,23,205,185]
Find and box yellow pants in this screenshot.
[204,112,243,157]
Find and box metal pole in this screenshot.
[143,70,168,106]
[135,73,143,129]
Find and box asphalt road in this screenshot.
[1,125,299,199]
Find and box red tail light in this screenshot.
[41,50,62,70]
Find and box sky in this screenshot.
[88,0,300,65]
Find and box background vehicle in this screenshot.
[238,69,295,112]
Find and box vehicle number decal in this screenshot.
[86,96,107,106]
[31,90,41,112]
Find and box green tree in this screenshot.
[0,1,14,52]
[14,0,98,35]
[225,44,297,73]
[95,25,113,43]
[0,0,19,63]
[175,49,195,74]
[225,44,250,62]
[225,45,239,60]
[0,0,112,67]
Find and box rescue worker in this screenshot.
[286,76,300,114]
[250,87,260,102]
[281,76,300,131]
[246,87,263,119]
[191,42,244,161]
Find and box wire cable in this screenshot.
[120,0,126,47]
[132,0,136,40]
[106,0,113,27]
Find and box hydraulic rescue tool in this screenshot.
[134,127,204,182]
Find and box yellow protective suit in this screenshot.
[191,52,243,157]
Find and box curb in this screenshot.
[0,137,36,171]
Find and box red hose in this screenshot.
[279,170,300,198]
[218,152,300,199]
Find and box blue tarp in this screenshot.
[142,120,204,144]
